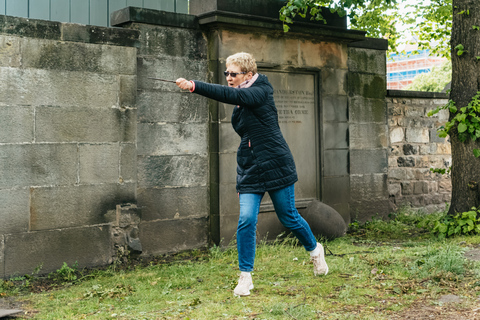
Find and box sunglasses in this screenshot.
[224,71,246,77]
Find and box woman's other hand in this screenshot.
[176,78,193,90]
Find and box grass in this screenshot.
[3,208,480,319]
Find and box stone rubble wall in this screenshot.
[387,91,451,213]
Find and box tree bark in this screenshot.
[449,0,480,214]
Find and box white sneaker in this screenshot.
[311,243,329,276]
[233,273,254,296]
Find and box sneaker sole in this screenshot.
[233,284,254,297]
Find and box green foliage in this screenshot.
[280,0,401,51]
[83,284,135,300]
[401,0,452,59]
[280,0,452,58]
[404,61,451,92]
[48,261,79,284]
[430,167,451,175]
[428,92,480,143]
[421,207,480,238]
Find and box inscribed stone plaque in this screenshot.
[262,71,318,204]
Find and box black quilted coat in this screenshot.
[192,74,298,193]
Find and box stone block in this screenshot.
[61,23,140,47]
[137,123,208,156]
[302,200,347,239]
[350,174,388,202]
[347,73,386,99]
[137,57,208,91]
[401,182,413,195]
[348,47,386,75]
[0,189,30,234]
[350,149,388,174]
[413,181,428,195]
[0,106,34,143]
[137,155,208,188]
[349,97,386,123]
[137,186,208,221]
[323,95,348,122]
[403,144,419,155]
[389,183,401,197]
[324,122,349,149]
[322,69,347,96]
[29,183,135,231]
[219,122,241,153]
[350,124,388,149]
[120,143,136,182]
[388,104,403,116]
[219,153,238,185]
[388,168,406,180]
[219,213,240,246]
[322,176,350,205]
[430,128,446,143]
[4,225,113,277]
[35,106,136,143]
[0,15,62,40]
[350,198,390,222]
[397,157,415,167]
[406,128,429,143]
[0,144,77,188]
[20,38,137,75]
[324,149,349,176]
[133,24,206,60]
[327,203,351,225]
[0,67,119,108]
[79,144,120,184]
[219,182,239,215]
[139,218,208,256]
[0,35,21,67]
[137,91,208,123]
[390,127,405,143]
[404,106,425,118]
[119,75,137,108]
[256,211,289,242]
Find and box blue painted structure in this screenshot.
[0,0,188,26]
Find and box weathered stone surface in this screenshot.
[348,47,386,75]
[20,37,137,74]
[350,149,388,174]
[0,106,34,143]
[4,225,113,277]
[302,200,347,239]
[137,91,208,123]
[350,124,388,149]
[29,184,135,231]
[350,174,388,202]
[348,73,386,99]
[406,127,429,143]
[324,96,348,122]
[0,35,21,67]
[322,69,347,96]
[324,150,349,176]
[138,186,208,221]
[322,176,350,205]
[137,123,208,156]
[0,67,119,108]
[120,143,137,182]
[139,218,208,256]
[0,189,30,234]
[35,106,136,143]
[390,127,405,143]
[324,123,349,149]
[0,144,77,188]
[137,155,208,187]
[349,97,386,123]
[79,144,121,184]
[0,235,4,278]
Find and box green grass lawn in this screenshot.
[3,210,480,319]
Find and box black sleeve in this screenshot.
[192,81,267,108]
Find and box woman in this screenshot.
[176,52,328,297]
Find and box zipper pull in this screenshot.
[248,140,251,148]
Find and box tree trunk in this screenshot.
[449,0,480,214]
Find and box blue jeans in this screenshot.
[237,184,317,272]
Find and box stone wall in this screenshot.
[347,39,390,222]
[387,90,451,213]
[112,7,211,256]
[0,15,139,278]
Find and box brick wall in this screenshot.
[387,90,451,213]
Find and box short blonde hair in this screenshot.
[226,52,257,74]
